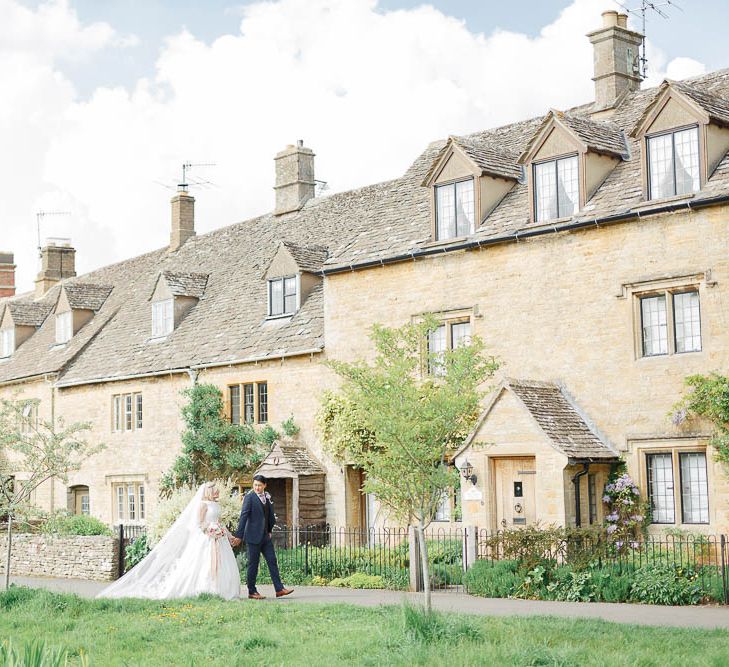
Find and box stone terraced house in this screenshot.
[2,10,729,534]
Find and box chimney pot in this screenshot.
[617,13,628,28]
[35,242,76,297]
[274,141,316,216]
[0,252,16,299]
[170,191,195,252]
[602,10,619,27]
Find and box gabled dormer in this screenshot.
[518,110,628,223]
[0,301,52,358]
[422,136,521,241]
[55,283,113,345]
[631,80,729,201]
[148,270,208,338]
[263,241,328,318]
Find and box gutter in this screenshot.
[54,347,324,389]
[321,193,729,275]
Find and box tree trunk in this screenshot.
[416,520,431,612]
[4,514,12,591]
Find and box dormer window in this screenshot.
[647,126,700,200]
[151,299,174,338]
[0,328,14,358]
[55,311,72,344]
[435,178,475,240]
[268,276,297,317]
[533,155,579,222]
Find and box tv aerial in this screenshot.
[154,162,218,193]
[617,0,682,80]
[35,210,71,259]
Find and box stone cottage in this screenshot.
[2,10,729,534]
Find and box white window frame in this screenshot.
[151,299,174,338]
[268,276,298,317]
[112,392,143,432]
[533,154,580,223]
[112,482,146,524]
[646,125,700,201]
[0,328,14,358]
[434,177,475,241]
[637,287,702,358]
[55,311,73,344]
[426,317,472,376]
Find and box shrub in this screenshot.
[40,512,111,536]
[464,560,520,598]
[546,568,595,602]
[590,566,634,603]
[124,534,151,571]
[629,565,704,605]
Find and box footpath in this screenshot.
[10,576,729,630]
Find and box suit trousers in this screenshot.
[246,535,283,594]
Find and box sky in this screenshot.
[3,0,727,292]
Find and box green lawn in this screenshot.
[1,587,728,666]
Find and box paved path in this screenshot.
[10,576,729,630]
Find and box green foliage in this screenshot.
[464,560,520,597]
[329,573,385,588]
[160,384,265,496]
[281,416,300,437]
[629,565,705,605]
[124,534,151,570]
[40,512,111,536]
[674,372,729,465]
[0,638,84,667]
[603,473,649,553]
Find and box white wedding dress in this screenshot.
[97,485,240,600]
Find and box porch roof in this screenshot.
[255,441,326,479]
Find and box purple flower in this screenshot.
[630,541,639,549]
[602,495,611,503]
[607,524,617,534]
[615,540,624,550]
[630,515,644,522]
[606,513,619,522]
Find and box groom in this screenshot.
[231,474,293,600]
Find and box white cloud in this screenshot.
[0,0,707,292]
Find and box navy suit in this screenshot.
[235,491,283,594]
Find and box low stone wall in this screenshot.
[0,534,119,581]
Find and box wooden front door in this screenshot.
[494,458,536,529]
[72,486,90,515]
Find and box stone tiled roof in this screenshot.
[452,136,522,180]
[323,68,729,271]
[256,441,326,476]
[63,283,113,311]
[507,380,618,461]
[160,271,209,298]
[669,80,729,127]
[281,241,329,272]
[6,302,52,327]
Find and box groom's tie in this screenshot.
[257,492,266,504]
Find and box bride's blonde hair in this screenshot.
[201,483,217,501]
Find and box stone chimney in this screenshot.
[0,252,16,298]
[274,140,315,216]
[35,240,76,297]
[587,10,643,112]
[170,190,195,252]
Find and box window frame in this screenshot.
[643,447,710,526]
[20,401,39,436]
[111,392,143,433]
[151,298,174,338]
[434,177,476,241]
[112,482,146,524]
[228,381,268,425]
[268,275,299,317]
[425,316,472,376]
[636,286,702,359]
[0,328,14,358]
[646,124,700,201]
[532,153,580,223]
[55,311,73,344]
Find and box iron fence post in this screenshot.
[721,534,728,605]
[117,524,124,578]
[304,536,309,576]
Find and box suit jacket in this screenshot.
[235,491,276,545]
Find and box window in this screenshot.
[112,393,142,432]
[113,482,146,523]
[80,494,90,515]
[647,126,700,200]
[0,328,14,358]
[533,155,579,222]
[229,385,241,425]
[646,450,709,525]
[20,402,38,435]
[258,382,268,424]
[639,289,701,357]
[151,299,174,337]
[244,384,254,424]
[587,474,598,525]
[427,319,471,376]
[55,311,72,344]
[268,276,297,317]
[435,178,475,240]
[228,382,267,425]
[433,491,451,522]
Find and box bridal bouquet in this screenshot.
[205,522,225,540]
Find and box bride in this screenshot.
[97,482,240,600]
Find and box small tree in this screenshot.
[160,384,277,497]
[320,318,498,610]
[0,398,102,590]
